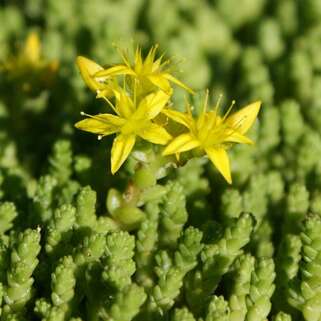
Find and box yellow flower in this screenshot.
[93,46,194,96]
[1,32,58,91]
[22,31,41,64]
[76,56,104,92]
[162,99,261,184]
[75,90,172,174]
[76,56,119,99]
[6,32,58,70]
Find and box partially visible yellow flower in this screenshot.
[93,46,194,96]
[162,99,261,183]
[5,32,58,71]
[1,32,58,91]
[22,31,41,64]
[75,56,118,99]
[76,56,104,92]
[75,89,172,174]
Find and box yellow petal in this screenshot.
[111,134,136,174]
[138,123,172,145]
[223,131,254,145]
[205,147,232,184]
[225,101,261,135]
[144,46,158,69]
[75,114,124,135]
[115,90,135,118]
[134,47,143,72]
[162,133,200,155]
[135,90,170,120]
[161,109,191,129]
[95,65,135,78]
[147,74,171,92]
[24,32,41,63]
[76,56,104,91]
[96,86,114,99]
[163,73,195,94]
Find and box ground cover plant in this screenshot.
[0,0,321,320]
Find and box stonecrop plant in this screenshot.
[75,47,261,182]
[2,1,321,320]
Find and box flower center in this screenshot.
[121,118,149,136]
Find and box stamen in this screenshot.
[184,96,192,116]
[113,44,131,67]
[122,76,127,92]
[223,100,236,121]
[166,54,184,74]
[149,44,159,61]
[80,112,111,125]
[214,94,223,114]
[98,135,103,140]
[135,46,141,61]
[233,115,248,131]
[101,95,119,115]
[160,58,170,68]
[133,79,137,107]
[202,89,209,114]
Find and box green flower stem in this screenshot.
[105,149,174,230]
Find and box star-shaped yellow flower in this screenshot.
[75,89,172,174]
[93,46,194,96]
[162,100,261,183]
